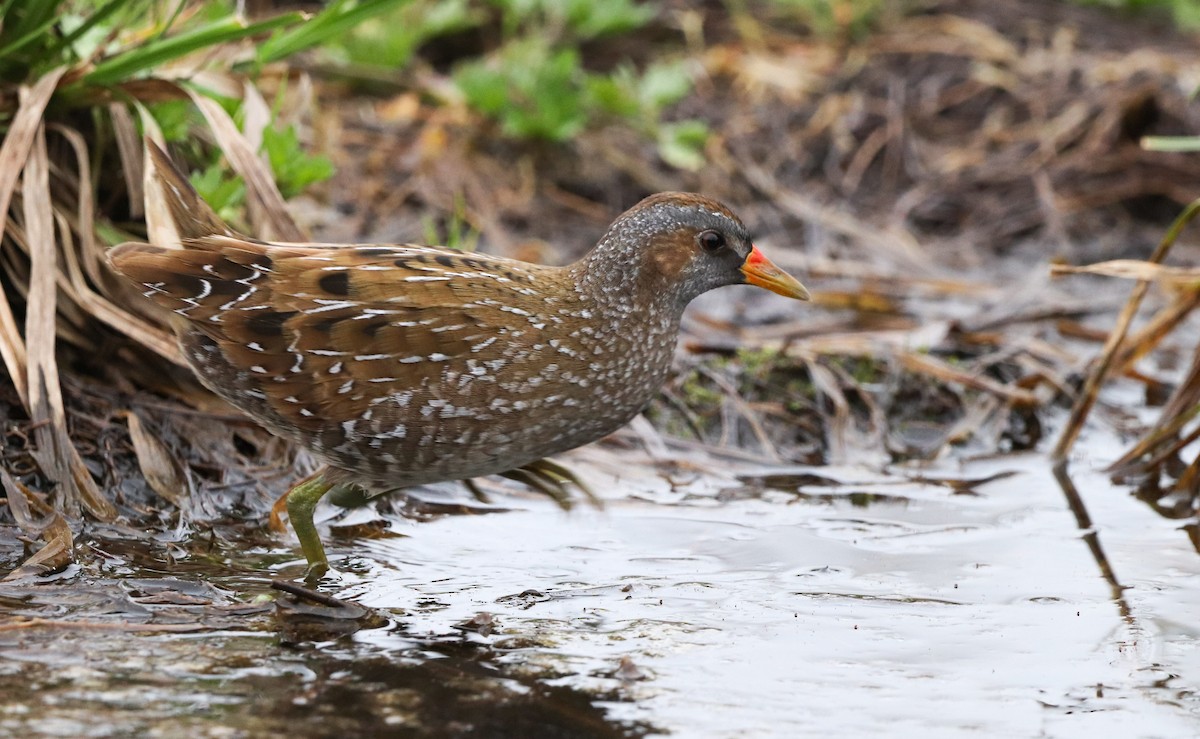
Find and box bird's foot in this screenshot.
[497,458,602,511]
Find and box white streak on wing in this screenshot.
[307,299,356,313]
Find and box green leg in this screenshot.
[286,472,334,579]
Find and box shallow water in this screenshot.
[2,426,1199,737]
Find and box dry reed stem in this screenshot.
[1052,198,1200,464]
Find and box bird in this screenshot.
[108,142,810,578]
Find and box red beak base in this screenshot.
[740,246,810,300]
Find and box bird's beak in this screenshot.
[740,246,810,301]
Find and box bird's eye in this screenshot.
[697,230,726,252]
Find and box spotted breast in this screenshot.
[108,142,809,577]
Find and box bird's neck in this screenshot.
[568,243,689,321]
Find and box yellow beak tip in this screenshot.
[740,247,810,302]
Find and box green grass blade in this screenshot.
[1141,136,1200,153]
[0,0,68,59]
[83,11,304,87]
[255,0,413,65]
[1,0,62,39]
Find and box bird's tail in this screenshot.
[106,142,263,321]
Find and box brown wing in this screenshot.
[107,236,559,437]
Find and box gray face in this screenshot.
[670,209,755,305]
[585,193,757,310]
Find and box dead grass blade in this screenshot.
[134,104,179,249]
[800,354,852,462]
[47,124,103,288]
[0,619,211,633]
[22,126,116,521]
[0,67,65,408]
[1110,291,1200,378]
[110,103,145,218]
[51,125,185,364]
[1052,197,1200,464]
[124,410,190,506]
[1,469,75,580]
[240,80,273,154]
[697,364,782,461]
[1108,341,1200,477]
[188,89,306,241]
[898,351,1037,406]
[1050,260,1200,286]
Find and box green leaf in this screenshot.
[565,0,656,39]
[261,124,334,198]
[585,69,640,117]
[147,99,195,143]
[455,38,588,141]
[657,120,709,170]
[190,163,246,225]
[638,60,693,112]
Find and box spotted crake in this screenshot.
[108,142,809,578]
